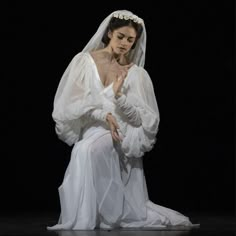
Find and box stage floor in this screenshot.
[0,211,235,236]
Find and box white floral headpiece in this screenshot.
[112,12,143,24]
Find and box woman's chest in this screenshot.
[94,56,128,87]
[97,62,121,87]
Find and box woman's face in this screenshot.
[108,26,137,55]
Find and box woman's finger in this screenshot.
[112,130,121,142]
[111,130,119,141]
[112,119,119,129]
[109,122,119,141]
[126,62,134,69]
[122,70,128,78]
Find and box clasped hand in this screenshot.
[106,113,121,142]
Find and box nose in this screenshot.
[121,38,128,46]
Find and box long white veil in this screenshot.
[81,10,147,67]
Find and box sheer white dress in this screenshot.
[47,52,196,230]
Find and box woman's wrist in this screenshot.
[115,92,123,99]
[106,112,113,122]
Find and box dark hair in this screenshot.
[102,17,143,50]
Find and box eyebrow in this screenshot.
[117,32,136,39]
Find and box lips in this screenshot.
[118,47,126,51]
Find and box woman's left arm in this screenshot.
[113,93,142,127]
[114,66,159,129]
[114,66,160,158]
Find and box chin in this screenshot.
[116,48,127,55]
[113,49,121,55]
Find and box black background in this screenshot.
[2,1,235,216]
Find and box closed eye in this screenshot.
[117,35,134,43]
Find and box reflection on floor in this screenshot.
[0,211,235,236]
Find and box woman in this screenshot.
[47,10,199,230]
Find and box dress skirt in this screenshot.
[47,125,196,230]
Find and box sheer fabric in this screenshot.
[47,53,197,230]
[52,52,159,158]
[47,9,199,230]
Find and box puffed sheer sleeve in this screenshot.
[113,94,142,127]
[52,52,108,146]
[115,66,160,158]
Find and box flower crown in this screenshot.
[112,12,143,24]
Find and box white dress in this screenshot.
[47,52,196,230]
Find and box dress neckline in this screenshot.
[86,52,135,90]
[87,52,113,89]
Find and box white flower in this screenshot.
[124,15,129,20]
[113,13,119,18]
[137,18,143,24]
[118,14,123,19]
[129,15,134,20]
